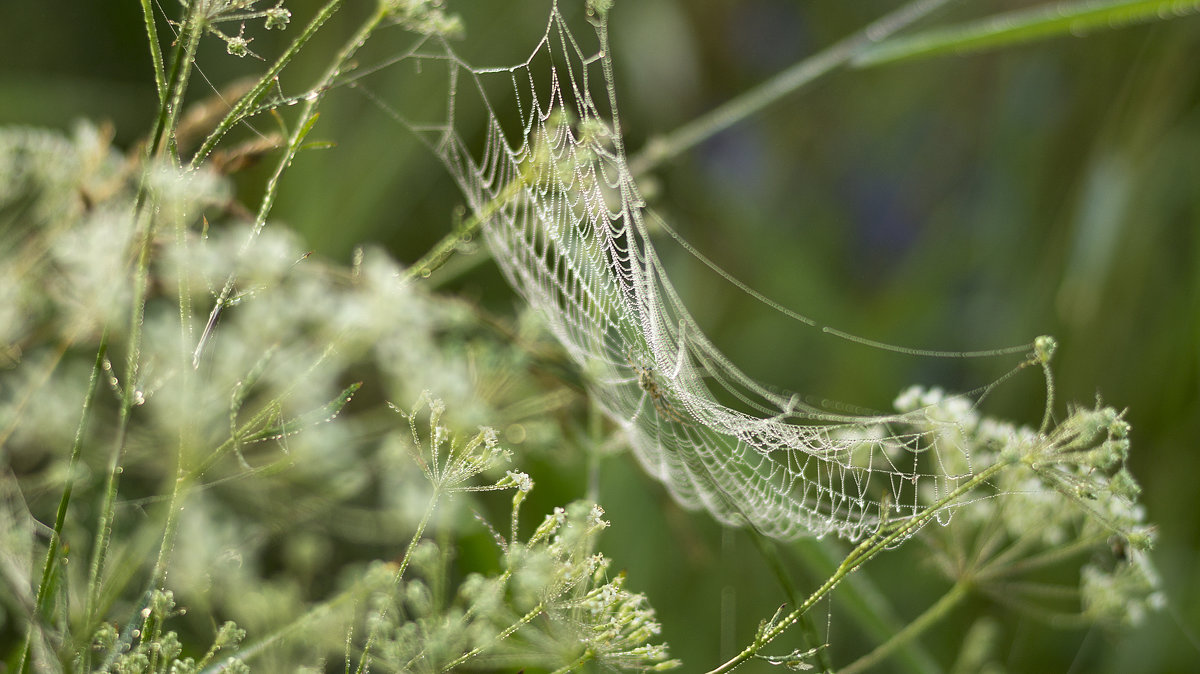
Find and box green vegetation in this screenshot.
[1,1,1197,671]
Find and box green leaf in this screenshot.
[853,0,1200,67]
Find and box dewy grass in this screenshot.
[0,0,1183,671]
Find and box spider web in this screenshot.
[371,1,1026,541]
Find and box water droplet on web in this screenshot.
[304,90,320,102]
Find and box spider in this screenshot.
[628,355,691,427]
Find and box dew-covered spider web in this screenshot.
[364,1,1043,541]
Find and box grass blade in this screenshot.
[854,0,1200,67]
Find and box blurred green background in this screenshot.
[2,1,1197,671]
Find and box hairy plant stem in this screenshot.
[439,599,547,671]
[706,459,1011,674]
[841,579,971,674]
[743,526,833,673]
[147,4,204,161]
[141,203,206,665]
[356,491,440,674]
[139,0,166,102]
[791,538,942,674]
[17,335,108,674]
[83,2,206,652]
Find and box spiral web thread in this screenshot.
[384,2,1003,541]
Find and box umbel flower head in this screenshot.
[897,387,1161,630]
[389,392,513,493]
[366,397,677,671]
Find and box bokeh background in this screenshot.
[2,1,1197,671]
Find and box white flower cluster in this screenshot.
[899,386,1160,628]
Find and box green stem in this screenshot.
[439,600,546,671]
[139,0,166,103]
[743,527,833,673]
[355,493,441,673]
[147,4,204,161]
[188,0,346,170]
[193,3,389,369]
[17,335,108,674]
[144,121,206,601]
[83,3,207,649]
[840,580,970,674]
[404,158,536,280]
[625,0,957,176]
[707,460,1010,674]
[550,649,595,674]
[790,538,942,674]
[410,0,957,279]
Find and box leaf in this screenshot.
[853,0,1200,67]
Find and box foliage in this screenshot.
[1,0,1194,672]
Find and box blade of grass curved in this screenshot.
[854,0,1200,67]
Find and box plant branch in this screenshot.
[83,1,206,648]
[625,0,957,176]
[193,2,389,369]
[440,600,547,671]
[17,335,108,674]
[139,0,166,103]
[189,0,346,170]
[707,460,1010,674]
